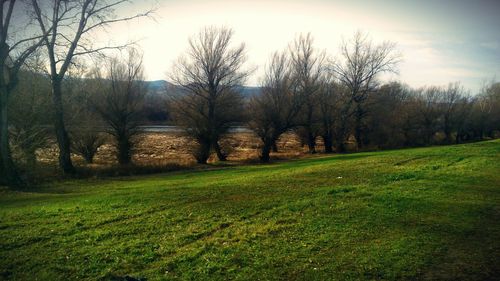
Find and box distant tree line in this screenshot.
[168,27,500,163]
[1,8,499,187]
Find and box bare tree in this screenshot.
[453,94,474,143]
[289,33,325,153]
[469,97,488,139]
[0,0,52,186]
[364,81,412,148]
[94,48,146,165]
[415,86,442,145]
[30,0,152,174]
[332,31,400,148]
[170,26,249,164]
[71,128,105,164]
[317,74,345,153]
[474,81,500,139]
[67,67,105,164]
[248,51,301,162]
[438,83,469,144]
[9,59,52,169]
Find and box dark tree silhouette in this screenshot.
[249,52,302,162]
[31,0,152,174]
[332,31,399,148]
[289,33,325,153]
[170,26,249,164]
[317,75,344,153]
[9,59,52,169]
[0,0,51,186]
[67,69,106,164]
[94,48,146,165]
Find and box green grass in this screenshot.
[1,141,499,280]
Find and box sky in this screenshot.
[107,0,499,93]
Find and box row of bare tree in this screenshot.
[8,49,146,169]
[9,46,499,172]
[168,27,499,163]
[2,3,499,186]
[0,0,151,186]
[168,27,396,163]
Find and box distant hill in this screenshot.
[144,80,261,98]
[238,85,261,98]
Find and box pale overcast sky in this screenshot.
[108,0,499,93]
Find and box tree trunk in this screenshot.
[25,149,37,169]
[260,139,272,163]
[443,117,453,144]
[425,125,434,145]
[272,141,278,153]
[335,138,346,153]
[334,117,349,153]
[117,137,131,165]
[402,126,411,146]
[354,103,364,149]
[206,97,218,163]
[354,126,361,149]
[195,139,211,164]
[0,100,3,178]
[0,89,22,186]
[445,132,452,144]
[306,130,316,154]
[0,151,3,183]
[322,133,333,153]
[83,152,94,164]
[213,141,227,161]
[304,104,316,154]
[335,142,346,153]
[334,131,346,153]
[52,79,75,174]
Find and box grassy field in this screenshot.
[1,140,499,280]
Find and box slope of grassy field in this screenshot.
[1,140,499,280]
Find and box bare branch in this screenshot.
[169,26,248,163]
[72,42,133,57]
[82,10,153,35]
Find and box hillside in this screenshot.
[145,79,261,98]
[1,140,499,280]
